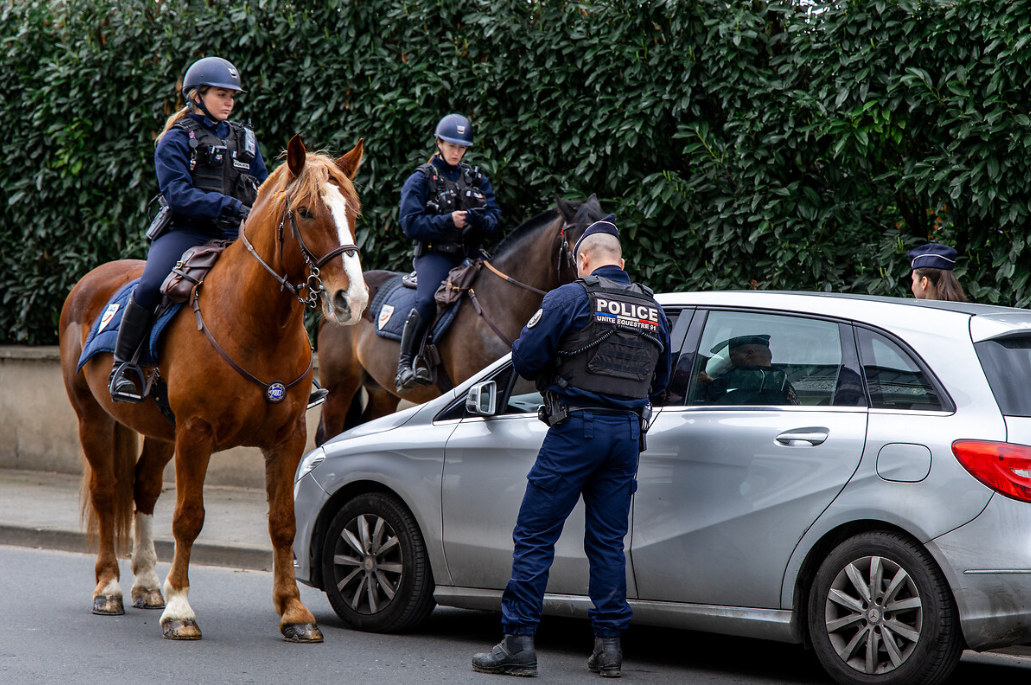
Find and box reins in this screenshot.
[464,219,575,349]
[193,191,360,403]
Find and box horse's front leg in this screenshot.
[265,424,323,643]
[131,437,174,610]
[159,422,214,640]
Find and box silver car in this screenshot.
[295,291,1031,685]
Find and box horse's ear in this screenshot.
[287,135,307,178]
[335,138,364,180]
[555,195,577,222]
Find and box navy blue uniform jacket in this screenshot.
[512,264,672,411]
[398,155,501,242]
[154,113,269,225]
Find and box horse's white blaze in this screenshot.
[161,579,195,622]
[131,513,161,593]
[322,184,368,322]
[97,577,122,597]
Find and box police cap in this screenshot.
[909,243,957,271]
[710,334,771,354]
[573,214,620,257]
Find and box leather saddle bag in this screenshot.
[434,259,482,308]
[160,239,232,303]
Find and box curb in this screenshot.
[0,523,272,572]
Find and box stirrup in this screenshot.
[412,359,433,386]
[307,387,329,409]
[109,362,146,403]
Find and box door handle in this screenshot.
[776,427,829,446]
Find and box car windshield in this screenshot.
[975,335,1031,417]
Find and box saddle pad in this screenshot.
[77,279,184,373]
[370,275,461,344]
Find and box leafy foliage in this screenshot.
[2,0,1029,344]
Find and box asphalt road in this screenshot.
[3,546,1030,685]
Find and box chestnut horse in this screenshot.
[58,135,368,642]
[315,195,603,444]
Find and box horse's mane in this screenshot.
[262,152,362,216]
[493,207,560,258]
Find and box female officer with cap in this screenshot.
[908,243,967,302]
[394,113,502,394]
[109,56,268,402]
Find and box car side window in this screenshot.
[856,327,944,411]
[685,310,845,407]
[501,372,542,415]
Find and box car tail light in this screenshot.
[953,440,1031,503]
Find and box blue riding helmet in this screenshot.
[435,113,474,147]
[182,57,246,98]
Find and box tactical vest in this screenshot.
[552,276,664,399]
[417,162,487,246]
[172,118,259,223]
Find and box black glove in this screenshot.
[465,207,486,229]
[213,201,250,231]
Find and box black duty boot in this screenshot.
[394,309,431,394]
[471,634,537,677]
[307,378,329,409]
[587,636,622,678]
[108,295,155,403]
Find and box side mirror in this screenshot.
[466,381,497,416]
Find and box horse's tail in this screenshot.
[79,423,137,555]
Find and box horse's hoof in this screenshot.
[92,595,125,615]
[161,618,202,640]
[281,623,324,643]
[132,589,165,610]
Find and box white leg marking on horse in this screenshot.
[97,578,122,597]
[131,513,161,592]
[323,184,369,319]
[161,579,195,622]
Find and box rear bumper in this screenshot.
[928,494,1031,650]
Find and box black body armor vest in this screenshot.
[551,276,664,399]
[172,118,259,226]
[418,162,487,245]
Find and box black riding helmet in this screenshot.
[182,57,244,120]
[434,113,474,147]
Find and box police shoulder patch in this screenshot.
[527,308,544,328]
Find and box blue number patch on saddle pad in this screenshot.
[76,279,184,373]
[369,275,461,344]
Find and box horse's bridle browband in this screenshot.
[241,192,361,309]
[193,192,360,403]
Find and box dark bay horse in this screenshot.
[315,195,603,444]
[58,135,368,642]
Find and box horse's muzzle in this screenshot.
[325,283,368,325]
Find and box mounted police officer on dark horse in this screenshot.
[395,113,502,393]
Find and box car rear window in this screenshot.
[975,335,1031,417]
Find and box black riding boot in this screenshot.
[587,636,622,678]
[471,634,538,677]
[307,378,329,409]
[108,295,155,403]
[394,309,431,394]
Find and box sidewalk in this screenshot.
[0,468,273,571]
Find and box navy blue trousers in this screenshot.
[411,252,461,321]
[134,226,237,310]
[501,410,640,637]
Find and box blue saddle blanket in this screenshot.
[370,275,461,344]
[77,279,184,373]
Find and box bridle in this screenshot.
[241,192,361,309]
[193,191,362,403]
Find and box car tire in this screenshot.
[807,531,963,685]
[320,492,435,633]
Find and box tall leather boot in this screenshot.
[108,294,155,403]
[394,309,431,394]
[587,636,622,678]
[471,634,537,676]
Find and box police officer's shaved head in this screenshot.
[578,233,622,263]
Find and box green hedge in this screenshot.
[2,0,1029,345]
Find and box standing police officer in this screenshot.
[109,56,267,402]
[394,113,501,393]
[471,214,671,678]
